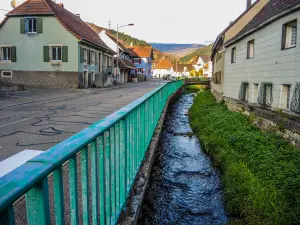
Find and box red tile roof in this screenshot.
[155,59,173,69]
[115,57,136,70]
[5,0,112,51]
[129,46,153,58]
[173,64,194,72]
[225,0,300,46]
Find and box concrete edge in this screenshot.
[118,87,183,225]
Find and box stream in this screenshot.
[138,93,228,225]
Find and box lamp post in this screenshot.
[116,23,134,83]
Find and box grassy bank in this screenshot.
[189,90,300,225]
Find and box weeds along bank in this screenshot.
[188,90,300,225]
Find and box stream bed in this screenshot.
[138,93,228,225]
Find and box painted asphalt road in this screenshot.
[0,80,167,161]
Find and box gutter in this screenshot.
[225,4,300,47]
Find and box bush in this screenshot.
[189,91,300,225]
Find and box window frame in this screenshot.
[83,49,88,63]
[252,83,259,102]
[1,70,13,78]
[280,84,292,110]
[137,68,143,73]
[247,39,255,59]
[134,58,139,64]
[0,46,12,62]
[282,19,297,50]
[91,51,95,65]
[25,18,37,34]
[50,46,62,62]
[231,47,236,63]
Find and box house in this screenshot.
[129,46,154,80]
[0,0,115,89]
[193,55,212,77]
[92,26,136,83]
[221,0,300,114]
[211,0,269,99]
[153,58,173,78]
[173,63,193,77]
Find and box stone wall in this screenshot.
[225,97,300,147]
[1,70,78,88]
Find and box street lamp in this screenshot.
[116,23,134,83]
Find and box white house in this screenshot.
[222,0,300,114]
[173,64,193,77]
[153,58,173,78]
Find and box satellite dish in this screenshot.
[11,0,18,8]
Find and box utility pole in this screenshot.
[108,21,111,34]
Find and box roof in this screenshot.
[155,59,173,70]
[4,0,112,51]
[198,55,210,63]
[173,64,194,72]
[86,22,107,34]
[115,57,136,70]
[129,46,153,58]
[211,0,261,58]
[225,0,300,46]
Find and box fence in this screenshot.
[0,80,184,225]
[185,77,211,84]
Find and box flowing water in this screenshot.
[138,94,228,225]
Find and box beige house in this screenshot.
[211,0,269,100]
[222,0,300,114]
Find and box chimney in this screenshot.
[247,0,252,9]
[76,14,80,18]
[57,3,64,7]
[130,42,133,47]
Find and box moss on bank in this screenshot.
[189,91,300,225]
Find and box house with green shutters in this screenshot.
[0,0,115,88]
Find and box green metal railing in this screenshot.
[185,77,211,84]
[0,80,183,225]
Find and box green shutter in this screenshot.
[20,18,25,34]
[62,46,68,62]
[37,18,43,33]
[87,50,90,64]
[11,47,17,62]
[80,47,84,63]
[44,46,50,62]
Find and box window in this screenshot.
[138,68,143,73]
[134,58,139,64]
[282,20,297,50]
[91,51,95,64]
[252,83,259,102]
[83,49,87,63]
[51,46,62,62]
[291,82,300,113]
[0,47,11,62]
[247,40,254,59]
[1,70,12,77]
[25,18,37,33]
[238,82,249,101]
[280,85,291,109]
[257,83,273,107]
[231,47,236,63]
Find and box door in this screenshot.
[84,71,88,88]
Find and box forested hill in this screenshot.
[180,44,213,63]
[109,30,150,46]
[86,22,150,47]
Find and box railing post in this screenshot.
[104,131,111,225]
[69,156,79,225]
[96,136,105,225]
[53,167,65,225]
[90,141,98,225]
[109,127,116,223]
[26,178,50,225]
[81,147,89,225]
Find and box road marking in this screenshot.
[0,118,31,128]
[1,95,31,99]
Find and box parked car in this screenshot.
[163,74,171,80]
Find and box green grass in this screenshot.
[189,90,300,225]
[183,85,202,94]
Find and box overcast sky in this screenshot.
[0,0,251,44]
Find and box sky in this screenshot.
[0,0,250,44]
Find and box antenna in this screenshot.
[11,0,18,8]
[108,21,111,34]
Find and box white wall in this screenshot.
[224,11,300,110]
